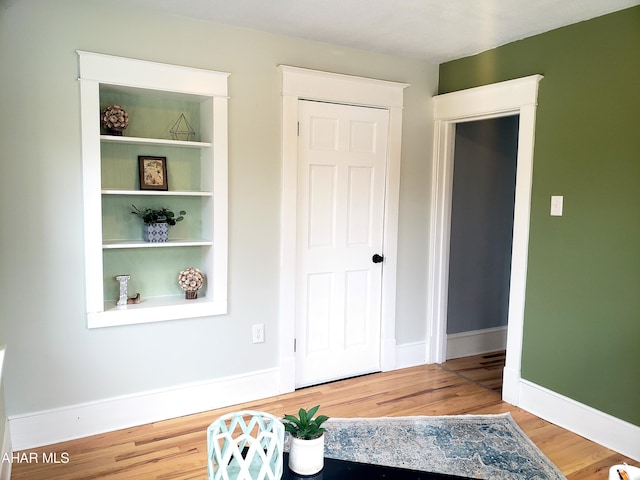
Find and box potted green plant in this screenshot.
[283,405,329,475]
[131,205,186,242]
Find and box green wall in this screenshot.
[440,6,640,426]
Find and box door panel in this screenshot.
[296,100,389,387]
[344,269,370,346]
[308,165,337,247]
[306,272,333,352]
[347,166,374,245]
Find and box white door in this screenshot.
[295,100,389,387]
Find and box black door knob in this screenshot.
[372,254,384,263]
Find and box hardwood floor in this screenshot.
[10,353,637,480]
[443,350,506,394]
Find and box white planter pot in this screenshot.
[288,434,324,475]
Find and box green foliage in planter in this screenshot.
[283,405,329,440]
[131,204,186,225]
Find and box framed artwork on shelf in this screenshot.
[138,156,168,191]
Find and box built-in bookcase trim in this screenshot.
[78,51,229,328]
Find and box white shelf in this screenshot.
[88,295,227,328]
[102,189,213,197]
[103,239,212,249]
[100,134,212,148]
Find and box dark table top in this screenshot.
[282,453,471,480]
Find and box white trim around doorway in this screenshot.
[278,66,409,392]
[427,75,544,405]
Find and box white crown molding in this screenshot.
[279,65,409,108]
[77,50,229,96]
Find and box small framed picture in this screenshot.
[138,156,168,191]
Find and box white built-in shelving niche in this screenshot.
[78,51,229,328]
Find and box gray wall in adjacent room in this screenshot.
[447,116,519,334]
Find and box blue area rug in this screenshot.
[321,413,566,480]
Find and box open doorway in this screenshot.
[427,75,543,405]
[446,116,519,364]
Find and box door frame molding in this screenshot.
[279,65,409,391]
[427,75,543,405]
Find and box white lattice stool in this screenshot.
[207,410,284,480]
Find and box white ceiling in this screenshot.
[127,0,639,63]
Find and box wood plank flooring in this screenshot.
[443,350,506,394]
[10,352,637,480]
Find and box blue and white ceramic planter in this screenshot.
[144,223,169,242]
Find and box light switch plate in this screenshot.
[550,195,563,216]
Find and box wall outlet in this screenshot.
[252,324,265,344]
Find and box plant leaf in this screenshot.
[315,415,329,427]
[307,405,320,419]
[283,415,302,427]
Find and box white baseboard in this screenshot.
[519,379,640,461]
[9,367,282,452]
[9,354,638,464]
[1,418,11,480]
[395,341,426,369]
[3,342,454,452]
[394,337,639,461]
[381,338,398,371]
[279,356,296,393]
[501,363,520,405]
[446,326,507,360]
